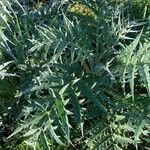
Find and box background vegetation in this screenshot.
[0,0,150,149]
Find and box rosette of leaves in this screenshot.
[0,0,149,149]
[0,0,116,149]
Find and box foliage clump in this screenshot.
[0,0,150,149]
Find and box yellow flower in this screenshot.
[69,1,95,17]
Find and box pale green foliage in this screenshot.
[86,96,150,150]
[0,61,16,79]
[0,0,150,149]
[118,30,150,99]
